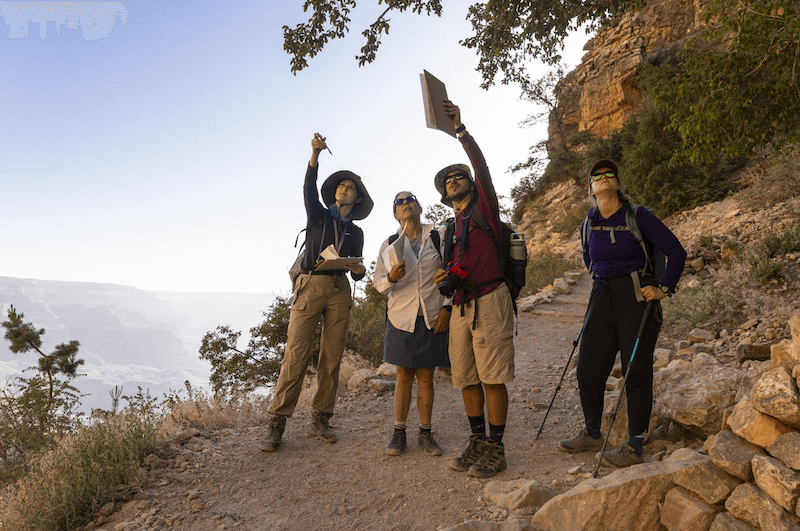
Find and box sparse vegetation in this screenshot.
[520,252,581,298]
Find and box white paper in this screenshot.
[383,226,407,270]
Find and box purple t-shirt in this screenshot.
[583,205,687,289]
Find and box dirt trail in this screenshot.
[96,275,596,531]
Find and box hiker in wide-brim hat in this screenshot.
[261,133,372,454]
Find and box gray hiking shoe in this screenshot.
[468,441,507,478]
[418,430,442,456]
[450,436,488,472]
[601,442,643,468]
[260,415,286,453]
[310,411,337,443]
[559,429,604,454]
[386,429,407,456]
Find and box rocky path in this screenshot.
[92,275,598,531]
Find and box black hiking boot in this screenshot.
[260,415,286,453]
[418,430,442,456]
[310,411,337,443]
[449,436,488,472]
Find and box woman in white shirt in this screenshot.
[374,191,451,457]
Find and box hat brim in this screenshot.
[434,164,472,207]
[321,170,373,220]
[589,159,619,178]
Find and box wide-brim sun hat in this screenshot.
[589,159,620,182]
[321,170,374,220]
[434,164,473,207]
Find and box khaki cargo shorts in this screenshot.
[448,283,515,388]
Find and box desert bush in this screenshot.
[0,414,157,531]
[738,144,800,208]
[661,261,794,338]
[520,252,581,297]
[346,266,387,367]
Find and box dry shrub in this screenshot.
[161,388,272,432]
[0,415,155,531]
[661,261,795,338]
[738,143,800,208]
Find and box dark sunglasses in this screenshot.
[590,172,617,181]
[394,195,418,207]
[445,173,469,184]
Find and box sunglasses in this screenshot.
[394,195,418,207]
[445,173,469,184]
[590,172,617,181]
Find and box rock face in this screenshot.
[551,0,711,145]
[530,451,704,531]
[654,354,742,436]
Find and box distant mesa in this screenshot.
[0,1,128,40]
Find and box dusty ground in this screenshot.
[94,275,615,531]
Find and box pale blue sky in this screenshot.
[1,1,587,295]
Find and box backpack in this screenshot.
[443,204,527,306]
[288,228,307,291]
[580,205,667,283]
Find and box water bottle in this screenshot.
[510,233,526,260]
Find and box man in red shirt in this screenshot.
[434,100,515,479]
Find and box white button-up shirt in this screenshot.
[374,224,447,333]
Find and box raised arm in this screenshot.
[304,134,328,223]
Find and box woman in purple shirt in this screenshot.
[558,159,687,468]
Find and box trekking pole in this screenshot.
[592,301,654,478]
[535,322,586,440]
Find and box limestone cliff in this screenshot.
[550,0,710,151]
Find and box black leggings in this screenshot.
[577,275,661,437]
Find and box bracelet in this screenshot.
[455,124,466,134]
[388,275,397,284]
[442,305,452,312]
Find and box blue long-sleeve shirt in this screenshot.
[583,205,687,290]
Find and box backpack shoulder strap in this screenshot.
[388,233,399,245]
[627,205,653,274]
[430,229,441,259]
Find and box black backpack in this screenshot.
[443,204,527,306]
[580,205,667,283]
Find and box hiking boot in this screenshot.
[601,442,643,468]
[386,429,407,456]
[310,411,337,443]
[260,415,286,453]
[418,430,442,456]
[468,441,507,478]
[559,429,604,454]
[450,436,488,472]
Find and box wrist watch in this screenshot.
[658,285,672,296]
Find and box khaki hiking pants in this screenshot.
[268,273,351,417]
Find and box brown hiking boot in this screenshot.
[559,429,604,454]
[450,436,488,472]
[260,415,286,453]
[468,441,507,478]
[601,442,644,468]
[310,411,337,443]
[418,430,442,456]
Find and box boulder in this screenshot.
[790,310,800,362]
[727,400,794,448]
[771,339,796,372]
[708,512,758,531]
[737,342,774,362]
[368,378,395,392]
[655,354,743,436]
[674,453,742,505]
[688,328,716,343]
[660,486,717,531]
[348,368,378,390]
[725,482,800,531]
[751,367,800,429]
[553,278,571,294]
[702,430,766,481]
[530,451,704,531]
[751,455,800,513]
[483,480,558,511]
[376,363,397,379]
[767,432,800,471]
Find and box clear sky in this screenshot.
[2,1,587,296]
